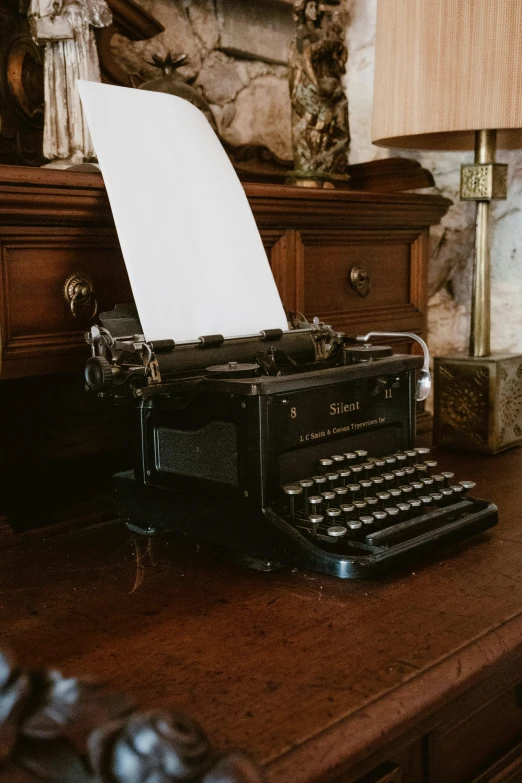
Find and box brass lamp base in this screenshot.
[434,354,522,454]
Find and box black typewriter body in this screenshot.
[86,305,498,578]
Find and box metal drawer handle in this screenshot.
[64,273,98,320]
[349,264,371,297]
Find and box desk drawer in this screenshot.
[268,228,428,338]
[431,684,522,783]
[0,228,131,378]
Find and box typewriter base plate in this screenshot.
[114,471,498,579]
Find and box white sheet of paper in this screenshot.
[77,80,288,342]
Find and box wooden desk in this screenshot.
[1,446,522,782]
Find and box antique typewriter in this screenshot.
[85,304,497,578]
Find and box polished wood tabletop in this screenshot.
[1,446,522,782]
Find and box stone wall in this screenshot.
[110,0,293,160]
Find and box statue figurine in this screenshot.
[288,0,350,186]
[28,0,112,168]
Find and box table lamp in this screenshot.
[372,0,522,453]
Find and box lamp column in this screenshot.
[469,129,496,358]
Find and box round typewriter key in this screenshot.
[331,454,345,465]
[321,490,336,508]
[424,460,438,473]
[399,484,413,496]
[404,450,417,465]
[350,464,364,477]
[440,488,455,504]
[283,484,302,521]
[459,480,476,495]
[441,471,455,486]
[420,477,435,488]
[360,515,374,528]
[341,503,355,521]
[343,452,357,465]
[432,474,445,489]
[395,453,408,464]
[299,479,314,511]
[404,466,416,476]
[347,519,363,533]
[326,507,342,520]
[319,458,334,473]
[429,492,444,504]
[347,483,362,500]
[284,484,302,494]
[377,491,391,507]
[355,449,368,458]
[308,514,323,535]
[413,463,428,477]
[450,484,466,497]
[384,506,400,518]
[359,479,373,496]
[353,500,367,512]
[371,476,385,488]
[409,497,422,511]
[325,471,339,489]
[381,472,395,489]
[365,496,379,508]
[313,475,327,487]
[389,488,402,499]
[308,495,323,510]
[385,456,396,467]
[373,510,388,526]
[362,462,375,478]
[415,447,431,457]
[397,502,411,516]
[410,481,424,496]
[418,495,433,507]
[338,469,351,485]
[393,469,406,480]
[334,486,348,499]
[327,525,347,538]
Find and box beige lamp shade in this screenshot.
[372,0,522,150]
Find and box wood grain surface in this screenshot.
[1,446,521,782]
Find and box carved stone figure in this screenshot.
[288,0,350,184]
[28,0,112,167]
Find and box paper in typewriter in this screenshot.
[77,81,288,343]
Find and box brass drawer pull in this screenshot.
[64,273,98,320]
[349,264,371,297]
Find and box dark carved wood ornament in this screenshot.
[0,648,263,782]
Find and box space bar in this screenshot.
[365,500,474,546]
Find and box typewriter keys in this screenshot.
[274,447,495,576]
